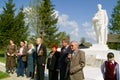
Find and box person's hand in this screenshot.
[16,53,21,56]
[70,69,74,74]
[42,64,45,66]
[11,54,14,56]
[7,53,10,56]
[56,69,60,72]
[29,51,32,54]
[68,53,72,59]
[34,71,36,74]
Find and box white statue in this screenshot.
[92,4,108,45]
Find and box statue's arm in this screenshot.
[92,13,98,22]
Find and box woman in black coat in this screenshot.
[47,44,60,80]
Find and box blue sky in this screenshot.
[0,0,117,43]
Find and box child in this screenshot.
[101,52,119,80]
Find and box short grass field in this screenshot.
[0,50,6,63]
[0,50,10,79]
[0,71,10,79]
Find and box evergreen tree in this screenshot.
[14,7,29,45]
[109,0,120,34]
[38,0,66,48]
[80,37,86,44]
[28,0,68,48]
[0,0,29,49]
[0,0,15,49]
[108,0,120,49]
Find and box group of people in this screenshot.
[6,40,35,78]
[5,38,85,80]
[5,38,119,80]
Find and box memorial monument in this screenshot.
[81,4,120,67]
[82,4,120,80]
[92,4,108,45]
[90,4,109,50]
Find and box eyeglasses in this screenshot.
[70,45,74,47]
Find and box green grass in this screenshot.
[0,71,10,79]
[0,50,10,79]
[0,57,6,63]
[0,50,6,63]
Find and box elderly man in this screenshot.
[36,38,47,80]
[70,41,85,80]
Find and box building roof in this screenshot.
[79,42,92,49]
[108,34,120,42]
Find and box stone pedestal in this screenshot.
[89,44,109,50]
[81,44,120,67]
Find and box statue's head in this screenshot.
[97,4,102,11]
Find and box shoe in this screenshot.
[17,75,20,77]
[10,70,14,74]
[6,69,10,74]
[21,75,24,77]
[11,72,14,74]
[30,78,34,80]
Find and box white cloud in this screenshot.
[58,14,79,37]
[82,21,91,27]
[85,29,96,41]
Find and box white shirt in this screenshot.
[37,44,41,53]
[65,45,69,49]
[28,49,32,53]
[19,47,24,55]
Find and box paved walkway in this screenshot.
[0,62,104,80]
[0,62,31,80]
[0,62,48,80]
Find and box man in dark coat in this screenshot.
[59,39,71,80]
[36,38,47,80]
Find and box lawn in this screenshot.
[0,50,6,63]
[0,51,10,79]
[0,71,10,79]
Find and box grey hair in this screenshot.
[71,41,79,47]
[29,43,35,49]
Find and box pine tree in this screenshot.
[28,0,68,48]
[0,0,29,49]
[0,0,15,49]
[14,7,29,44]
[108,0,120,49]
[38,0,67,48]
[109,0,120,33]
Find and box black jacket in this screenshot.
[36,44,47,65]
[47,51,60,71]
[59,46,71,69]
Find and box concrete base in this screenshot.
[81,44,120,67]
[89,44,109,50]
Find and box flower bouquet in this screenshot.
[38,48,43,56]
[16,53,22,56]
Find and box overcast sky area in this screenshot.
[0,0,117,43]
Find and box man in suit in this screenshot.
[59,39,71,80]
[70,41,85,80]
[36,38,47,80]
